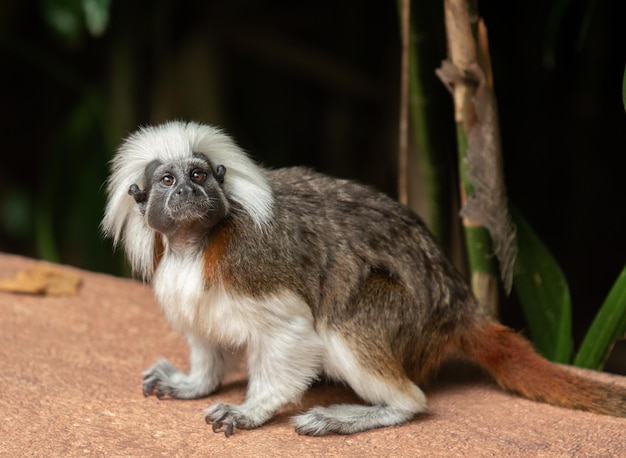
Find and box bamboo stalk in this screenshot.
[398,0,410,206]
[397,0,449,244]
[440,0,500,314]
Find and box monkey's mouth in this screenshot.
[168,200,218,219]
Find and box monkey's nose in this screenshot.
[176,185,196,196]
[171,185,197,205]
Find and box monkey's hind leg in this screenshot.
[293,330,427,436]
[293,274,430,436]
[143,333,225,399]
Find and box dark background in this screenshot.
[1,1,624,357]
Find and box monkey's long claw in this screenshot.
[205,402,262,437]
[142,378,157,397]
[208,418,218,430]
[207,415,235,437]
[206,410,235,437]
[224,422,235,437]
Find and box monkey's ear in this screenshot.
[128,159,162,215]
[214,165,226,184]
[128,184,149,215]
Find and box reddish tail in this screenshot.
[461,321,626,417]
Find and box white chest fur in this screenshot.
[152,249,206,333]
[151,250,318,349]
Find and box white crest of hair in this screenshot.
[101,121,274,280]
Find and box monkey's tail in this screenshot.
[460,321,626,417]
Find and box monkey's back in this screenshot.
[220,167,476,350]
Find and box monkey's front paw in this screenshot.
[142,358,220,400]
[142,358,179,398]
[204,403,262,437]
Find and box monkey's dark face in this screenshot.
[129,154,228,238]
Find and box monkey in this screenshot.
[102,121,626,437]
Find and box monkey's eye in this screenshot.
[161,174,175,187]
[190,168,207,184]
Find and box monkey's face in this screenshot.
[130,154,229,238]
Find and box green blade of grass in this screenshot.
[574,265,626,370]
[512,207,572,363]
[622,65,626,113]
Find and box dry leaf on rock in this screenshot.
[0,263,81,296]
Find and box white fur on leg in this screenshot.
[321,331,427,411]
[142,333,224,399]
[292,330,428,435]
[293,404,416,436]
[206,298,324,435]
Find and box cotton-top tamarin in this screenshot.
[102,121,626,437]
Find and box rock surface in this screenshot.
[1,253,624,456]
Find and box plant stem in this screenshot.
[398,0,410,206]
[441,0,500,314]
[397,0,450,244]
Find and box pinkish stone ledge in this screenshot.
[1,253,624,456]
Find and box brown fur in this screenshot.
[202,222,232,285]
[461,321,626,417]
[153,233,165,271]
[333,272,463,386]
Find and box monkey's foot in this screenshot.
[142,358,217,400]
[292,404,414,436]
[205,402,264,437]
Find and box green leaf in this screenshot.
[574,265,626,370]
[512,207,572,363]
[82,0,111,36]
[622,65,626,113]
[41,0,83,42]
[40,0,111,40]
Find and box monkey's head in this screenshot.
[128,153,228,238]
[102,121,273,280]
